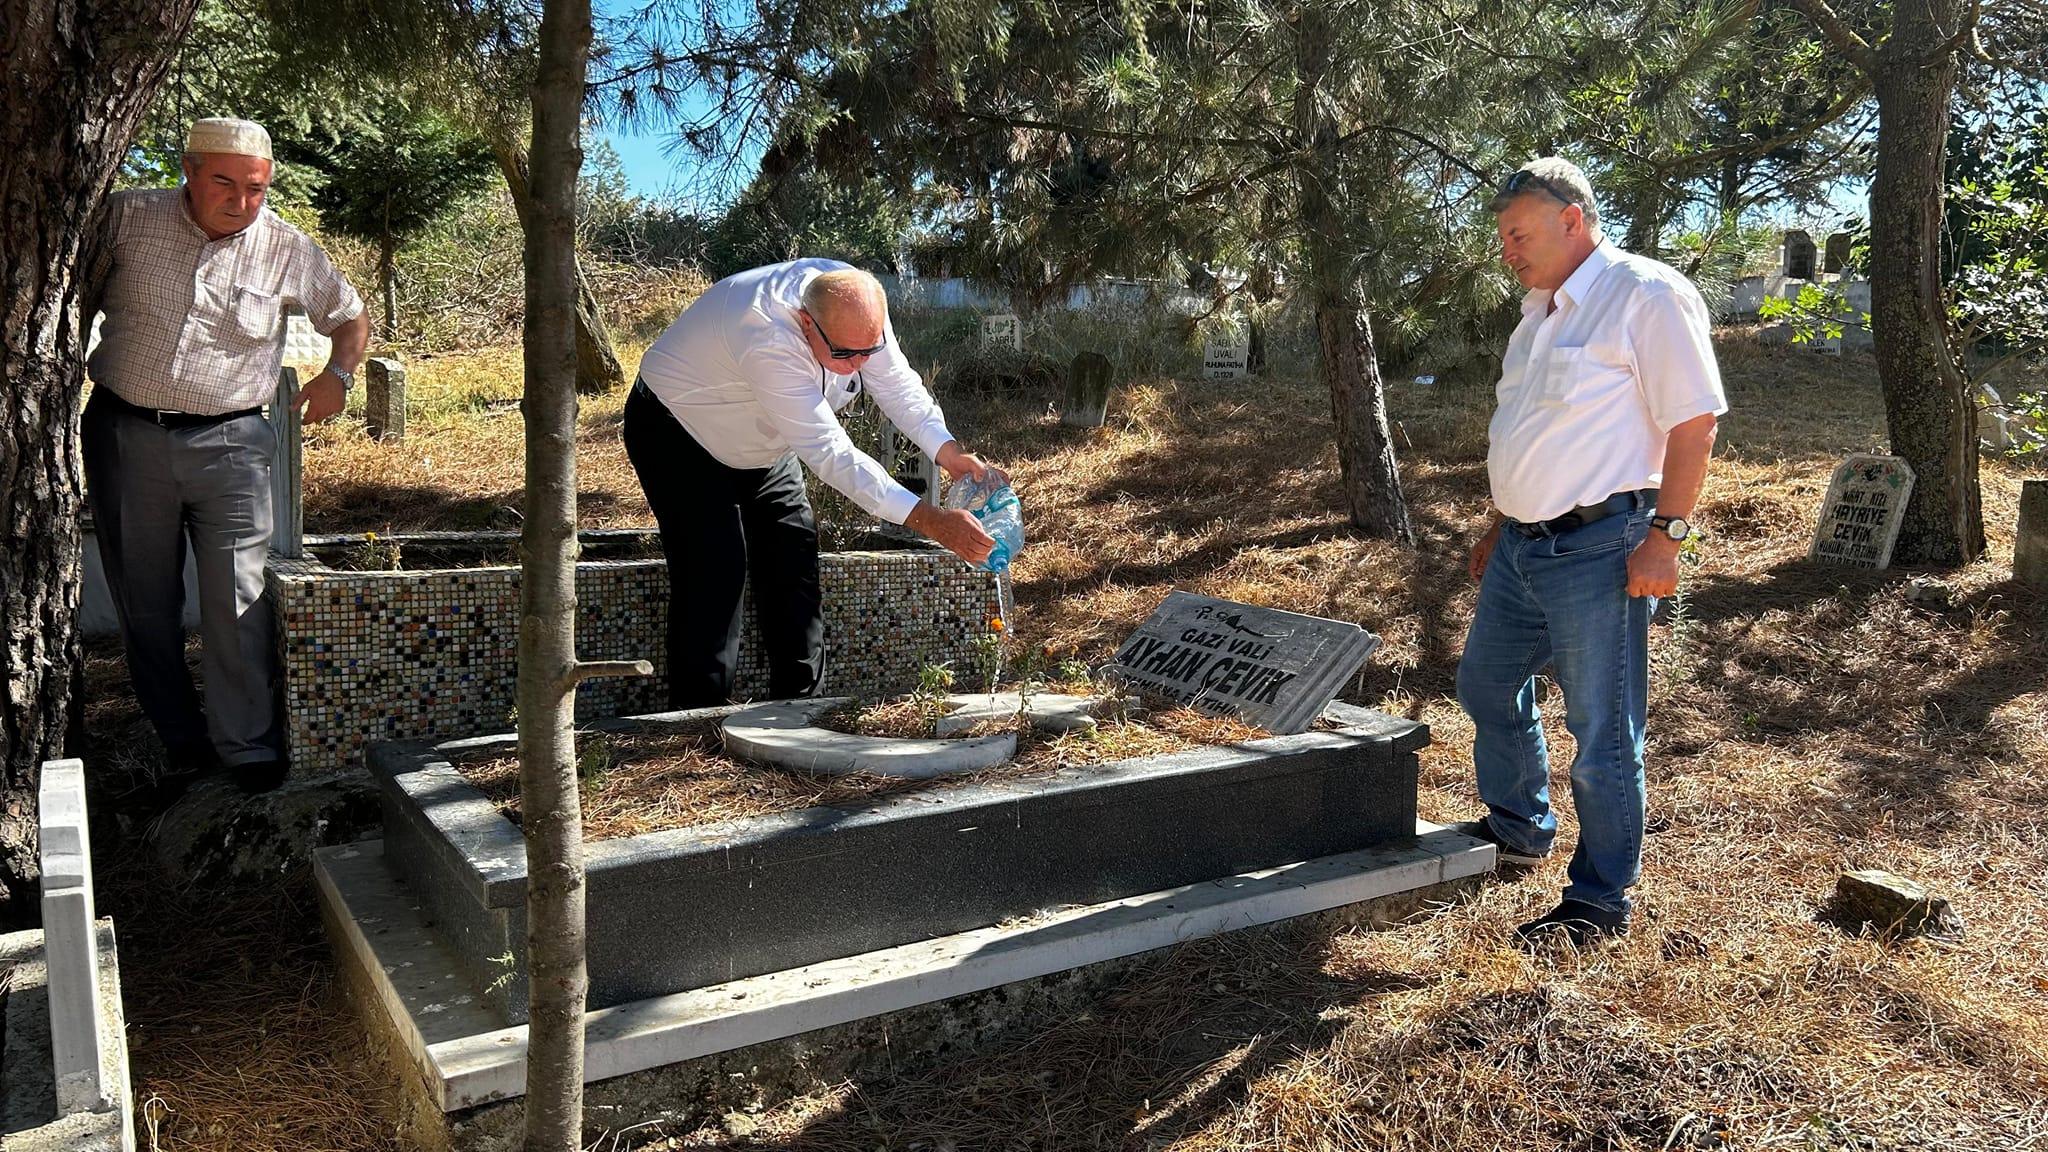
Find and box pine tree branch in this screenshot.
[1785,0,1878,73]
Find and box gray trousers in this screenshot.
[81,390,284,766]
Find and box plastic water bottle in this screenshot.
[944,474,1026,574]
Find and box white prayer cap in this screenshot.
[185,117,273,160]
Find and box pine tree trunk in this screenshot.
[1867,4,1981,566]
[1290,5,1413,541]
[0,0,198,917]
[519,0,593,1142]
[493,139,626,396]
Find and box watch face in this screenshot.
[1664,518,1690,540]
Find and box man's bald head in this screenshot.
[801,269,887,344]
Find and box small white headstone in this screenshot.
[980,314,1021,351]
[1810,454,1915,569]
[1202,340,1250,380]
[39,758,111,1115]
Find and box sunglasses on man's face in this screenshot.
[805,310,888,360]
[1502,169,1579,209]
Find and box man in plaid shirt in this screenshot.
[81,117,369,796]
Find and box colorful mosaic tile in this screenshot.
[268,531,999,773]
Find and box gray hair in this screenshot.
[1489,157,1600,228]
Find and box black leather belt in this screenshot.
[97,388,263,428]
[1506,488,1658,539]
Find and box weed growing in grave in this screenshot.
[578,735,615,789]
[911,661,957,724]
[972,617,1007,696]
[342,530,402,571]
[484,951,517,994]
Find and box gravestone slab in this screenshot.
[980,313,1021,352]
[1809,454,1915,569]
[1823,231,1853,275]
[1202,340,1250,380]
[365,357,406,442]
[2016,479,2048,589]
[1063,352,1113,427]
[1107,591,1379,734]
[1782,229,1817,280]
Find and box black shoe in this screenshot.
[1514,899,1630,951]
[1449,818,1550,867]
[154,742,221,805]
[233,759,289,794]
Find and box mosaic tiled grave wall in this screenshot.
[269,531,999,773]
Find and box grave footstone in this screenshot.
[2016,479,2048,589]
[365,357,406,442]
[1809,454,1915,569]
[1063,352,1114,427]
[980,313,1021,352]
[1202,338,1250,380]
[1782,229,1817,281]
[38,759,109,1116]
[1107,591,1379,734]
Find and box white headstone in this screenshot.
[39,758,111,1115]
[980,313,1021,351]
[1108,592,1379,734]
[1202,340,1250,380]
[1810,454,1915,569]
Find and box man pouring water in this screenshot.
[625,259,1007,708]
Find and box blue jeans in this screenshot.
[1456,507,1656,915]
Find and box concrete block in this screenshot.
[37,760,107,1116]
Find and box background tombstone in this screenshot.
[1783,229,1817,280]
[1063,351,1113,427]
[364,357,406,442]
[980,313,1021,352]
[1809,454,1916,569]
[1823,231,1854,275]
[2016,480,2048,589]
[1107,591,1380,733]
[1202,338,1250,380]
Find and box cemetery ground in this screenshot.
[74,329,2048,1150]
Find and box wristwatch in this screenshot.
[325,363,355,391]
[1650,514,1695,542]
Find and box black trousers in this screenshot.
[623,380,825,707]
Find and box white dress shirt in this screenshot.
[85,189,364,415]
[1487,241,1727,523]
[636,259,957,526]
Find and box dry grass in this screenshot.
[85,324,2048,1151]
[76,643,406,1152]
[454,703,1270,842]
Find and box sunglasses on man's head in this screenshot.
[1502,169,1579,209]
[804,310,888,360]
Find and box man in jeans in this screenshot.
[1456,158,1725,948]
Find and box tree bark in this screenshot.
[519,0,594,1143]
[379,225,399,341]
[1291,5,1413,541]
[1787,0,1983,567]
[493,138,626,396]
[0,0,198,916]
[1866,3,1982,566]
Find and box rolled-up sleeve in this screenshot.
[288,236,366,336]
[861,313,956,461]
[1628,285,1727,432]
[738,340,924,525]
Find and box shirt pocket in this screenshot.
[1542,344,1633,406]
[231,288,283,344]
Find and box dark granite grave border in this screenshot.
[370,703,1427,1022]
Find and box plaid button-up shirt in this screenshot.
[84,188,364,415]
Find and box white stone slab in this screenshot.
[1809,454,1916,569]
[1202,340,1249,380]
[934,692,1109,736]
[980,313,1021,351]
[37,760,108,1117]
[1,922,134,1152]
[316,822,1490,1111]
[721,697,1017,778]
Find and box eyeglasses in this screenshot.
[1501,168,1579,209]
[804,310,888,360]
